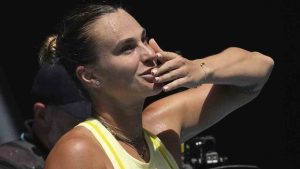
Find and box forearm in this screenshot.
[179,48,274,140]
[197,47,275,93]
[143,45,275,142]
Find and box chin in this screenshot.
[136,77,163,97]
[147,84,163,96]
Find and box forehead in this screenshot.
[89,9,143,47]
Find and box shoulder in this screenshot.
[45,126,108,169]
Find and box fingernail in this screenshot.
[163,86,168,91]
[157,53,162,58]
[152,38,157,44]
[151,69,157,75]
[155,77,160,82]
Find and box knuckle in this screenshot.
[169,64,175,70]
[162,74,170,81]
[180,67,188,74]
[177,58,185,64]
[168,73,174,79]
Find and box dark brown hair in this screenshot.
[39,3,121,99]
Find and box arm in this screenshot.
[143,43,274,142]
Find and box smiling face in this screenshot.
[83,9,163,101]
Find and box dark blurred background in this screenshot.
[0,0,299,168]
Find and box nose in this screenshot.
[140,43,157,67]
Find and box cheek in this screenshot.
[101,54,140,84]
[47,120,64,148]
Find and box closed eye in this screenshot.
[120,43,136,54]
[112,28,148,56]
[113,39,137,55]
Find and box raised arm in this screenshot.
[143,40,274,142]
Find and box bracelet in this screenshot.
[199,62,207,83]
[194,61,208,88]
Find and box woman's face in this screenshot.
[88,9,163,100]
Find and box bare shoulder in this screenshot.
[44,126,109,169]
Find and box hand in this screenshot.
[149,39,208,92]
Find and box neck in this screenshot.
[32,123,51,151]
[92,93,145,141]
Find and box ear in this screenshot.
[33,102,46,120]
[76,65,100,88]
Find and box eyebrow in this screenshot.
[112,28,147,53]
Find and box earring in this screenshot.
[95,80,101,86]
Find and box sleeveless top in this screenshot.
[77,118,180,169]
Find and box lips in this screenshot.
[139,68,156,83]
[140,74,155,83]
[138,68,154,76]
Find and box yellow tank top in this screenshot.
[76,118,179,169]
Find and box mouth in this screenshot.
[138,67,154,76]
[139,68,156,83]
[140,74,155,83]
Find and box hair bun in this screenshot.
[39,34,58,65]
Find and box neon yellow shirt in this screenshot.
[77,118,179,169]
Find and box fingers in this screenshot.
[149,38,163,52]
[148,39,190,91]
[152,54,187,76]
[148,38,178,62]
[157,51,178,63]
[152,58,182,76]
[162,77,186,92]
[154,67,186,83]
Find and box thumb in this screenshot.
[149,38,163,52]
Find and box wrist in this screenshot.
[195,58,213,84]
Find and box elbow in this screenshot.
[252,51,275,69]
[249,51,275,92]
[224,47,275,79]
[251,51,275,77]
[221,47,275,93]
[223,47,275,66]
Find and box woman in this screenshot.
[42,3,274,169]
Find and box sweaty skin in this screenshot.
[44,8,274,169]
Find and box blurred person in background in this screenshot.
[0,63,91,169]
